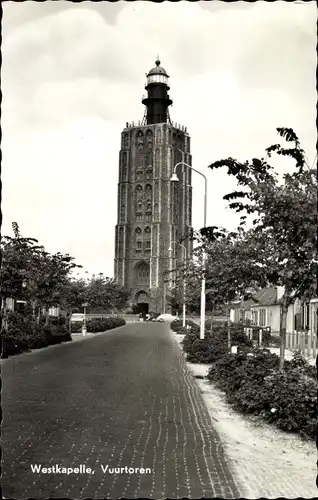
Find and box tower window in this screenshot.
[135,262,149,285]
[136,240,142,251]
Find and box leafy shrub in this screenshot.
[85,317,126,333]
[207,348,279,391]
[173,326,189,335]
[207,349,316,440]
[171,319,199,332]
[261,368,316,439]
[285,351,316,379]
[268,335,281,347]
[70,317,126,334]
[182,324,253,364]
[1,312,72,357]
[71,321,83,333]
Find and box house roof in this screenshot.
[253,287,279,306]
[237,287,279,308]
[249,287,279,307]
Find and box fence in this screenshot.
[244,327,271,347]
[285,330,316,358]
[244,327,317,359]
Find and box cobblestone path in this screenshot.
[2,323,244,498]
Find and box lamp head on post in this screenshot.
[170,173,179,182]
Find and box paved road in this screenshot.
[2,323,244,498]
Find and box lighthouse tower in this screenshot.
[114,58,193,314]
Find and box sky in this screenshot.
[2,1,317,279]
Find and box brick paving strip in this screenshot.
[2,323,246,499]
[172,331,318,498]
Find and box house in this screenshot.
[230,287,282,333]
[230,286,318,335]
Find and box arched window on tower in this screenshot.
[154,203,159,220]
[147,151,153,167]
[135,227,142,253]
[136,170,143,181]
[154,181,159,202]
[144,226,151,253]
[122,151,127,181]
[152,225,158,255]
[140,154,144,168]
[157,128,162,144]
[155,149,160,177]
[135,185,143,221]
[145,184,152,196]
[119,227,124,257]
[135,261,149,285]
[124,134,128,149]
[136,130,144,152]
[144,184,152,221]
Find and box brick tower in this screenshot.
[114,58,193,314]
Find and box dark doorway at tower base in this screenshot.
[135,302,149,316]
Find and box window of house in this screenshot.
[259,308,266,326]
[251,310,258,326]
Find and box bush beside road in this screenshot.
[1,312,72,358]
[171,321,316,440]
[1,313,126,358]
[71,317,126,334]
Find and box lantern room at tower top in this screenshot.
[146,57,170,86]
[141,57,173,125]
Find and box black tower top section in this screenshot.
[142,58,173,125]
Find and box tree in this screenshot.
[0,223,45,329]
[0,223,81,328]
[85,274,130,313]
[207,128,317,368]
[58,277,88,332]
[27,249,81,324]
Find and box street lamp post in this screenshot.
[170,162,207,340]
[168,241,187,327]
[82,302,88,336]
[163,270,170,314]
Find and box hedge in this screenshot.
[207,349,316,439]
[71,317,126,334]
[1,313,72,358]
[178,321,316,440]
[181,324,253,364]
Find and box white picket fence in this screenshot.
[244,327,317,359]
[285,330,316,358]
